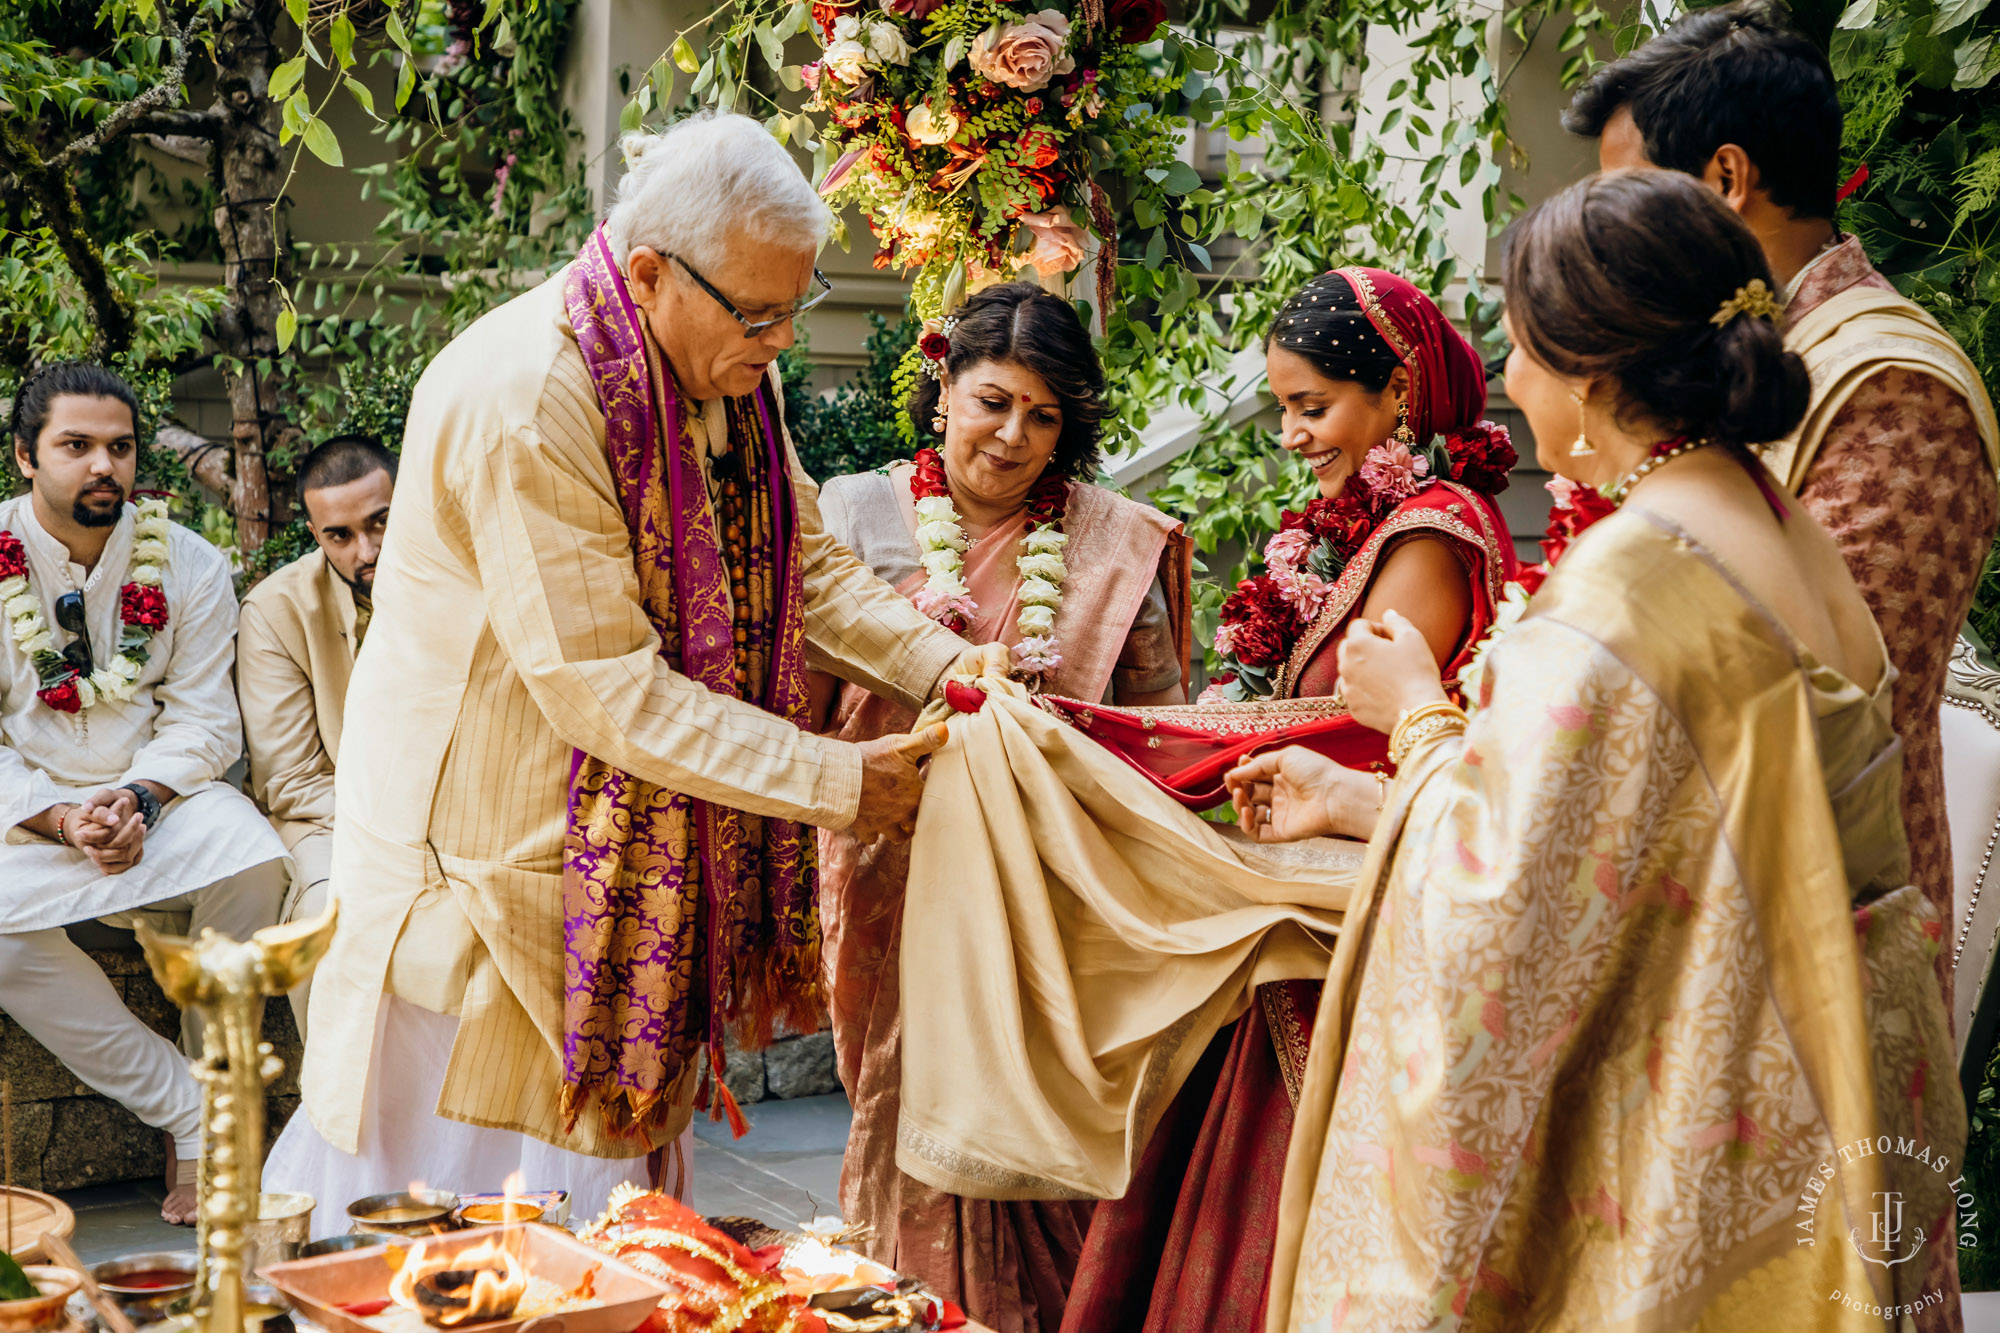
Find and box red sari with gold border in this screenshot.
[1055,266,1516,1333]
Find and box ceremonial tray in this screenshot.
[260,1225,666,1333]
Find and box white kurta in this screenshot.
[0,494,288,931]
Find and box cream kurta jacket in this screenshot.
[302,270,967,1159]
[237,548,355,887]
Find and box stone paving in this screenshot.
[56,1092,854,1265]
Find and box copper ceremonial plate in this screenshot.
[260,1224,668,1333]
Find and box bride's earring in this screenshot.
[932,392,949,435]
[1569,387,1595,457]
[1391,400,1416,450]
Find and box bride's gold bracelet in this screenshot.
[1388,700,1469,768]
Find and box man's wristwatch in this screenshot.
[121,783,163,830]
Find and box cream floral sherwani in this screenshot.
[301,270,967,1160]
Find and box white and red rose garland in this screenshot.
[909,446,1070,681]
[0,496,172,714]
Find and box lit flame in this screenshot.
[388,1237,527,1328]
[502,1171,526,1206]
[408,1180,429,1196]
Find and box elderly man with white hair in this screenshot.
[266,112,993,1216]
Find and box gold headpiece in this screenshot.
[1711,278,1783,328]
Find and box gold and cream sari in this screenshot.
[1269,508,1963,1332]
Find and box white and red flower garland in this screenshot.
[0,496,172,714]
[909,446,1070,681]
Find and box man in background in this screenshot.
[237,434,395,1034]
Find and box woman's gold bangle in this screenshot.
[1389,702,1468,768]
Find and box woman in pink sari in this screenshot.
[810,281,1192,1332]
[1057,268,1517,1332]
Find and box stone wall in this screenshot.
[0,940,301,1192]
[718,1030,840,1108]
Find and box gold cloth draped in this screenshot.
[1268,510,1964,1332]
[894,680,1356,1203]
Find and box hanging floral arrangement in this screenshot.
[800,0,1175,324]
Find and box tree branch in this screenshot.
[131,108,225,140]
[48,5,217,170]
[0,121,136,356]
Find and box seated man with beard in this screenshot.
[0,362,290,1224]
[237,434,395,1035]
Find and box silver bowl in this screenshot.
[346,1190,458,1236]
[296,1234,388,1260]
[91,1252,199,1325]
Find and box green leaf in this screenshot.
[269,55,306,100]
[672,36,700,73]
[941,33,967,70]
[331,12,355,67]
[756,24,785,75]
[385,11,413,54]
[1837,0,1878,27]
[284,0,305,27]
[394,56,415,110]
[1144,228,1165,267]
[1163,161,1201,195]
[302,116,344,167]
[276,306,298,354]
[1934,0,1990,32]
[780,64,804,92]
[343,74,375,117]
[619,97,644,133]
[1133,196,1163,228]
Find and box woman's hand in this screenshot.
[1336,608,1448,733]
[1226,747,1383,843]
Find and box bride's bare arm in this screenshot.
[1352,535,1473,670]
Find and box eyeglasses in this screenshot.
[54,591,93,676]
[670,253,832,337]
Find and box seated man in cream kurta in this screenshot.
[0,363,290,1225]
[266,112,996,1220]
[237,434,395,1035]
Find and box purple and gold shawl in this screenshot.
[560,225,819,1138]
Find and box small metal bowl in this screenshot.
[346,1190,458,1236]
[90,1253,199,1326]
[296,1234,388,1260]
[452,1200,545,1228]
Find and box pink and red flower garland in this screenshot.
[1204,423,1517,698]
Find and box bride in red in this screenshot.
[1055,268,1517,1332]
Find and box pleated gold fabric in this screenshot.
[894,680,1355,1203]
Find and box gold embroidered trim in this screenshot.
[1035,692,1350,734]
[896,1121,1098,1199]
[1259,984,1311,1109]
[1339,267,1421,412]
[1275,484,1508,697]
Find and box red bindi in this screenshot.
[1021,394,1032,403]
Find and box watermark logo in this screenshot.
[1855,1189,1926,1268]
[1798,1134,1977,1320]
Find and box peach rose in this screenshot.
[969,10,1075,93]
[1019,206,1088,276]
